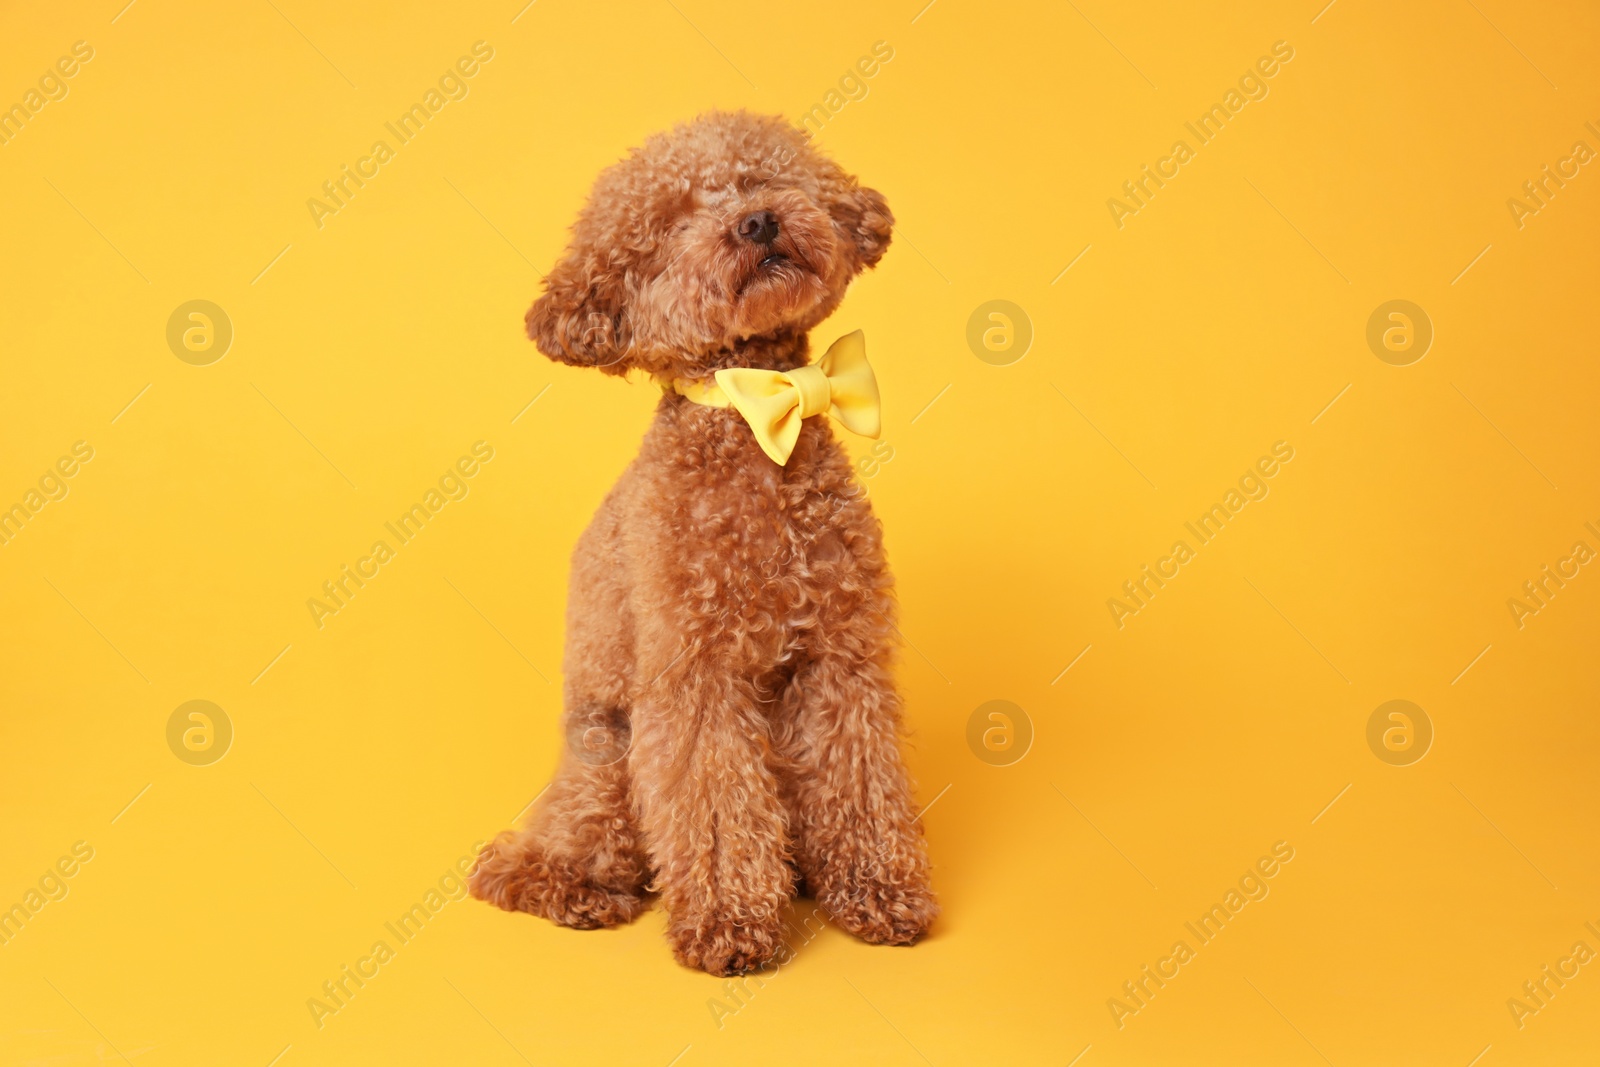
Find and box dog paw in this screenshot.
[468,834,646,930]
[823,880,938,946]
[669,917,783,976]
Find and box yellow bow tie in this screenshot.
[659,330,881,465]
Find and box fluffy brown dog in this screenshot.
[467,110,937,975]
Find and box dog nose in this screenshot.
[737,210,779,245]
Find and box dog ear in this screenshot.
[830,183,894,270]
[524,253,631,373]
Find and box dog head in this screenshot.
[526,110,892,377]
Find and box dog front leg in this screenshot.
[786,647,938,946]
[631,660,794,976]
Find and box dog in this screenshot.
[467,110,937,976]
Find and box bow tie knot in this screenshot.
[659,330,881,465]
[783,364,835,420]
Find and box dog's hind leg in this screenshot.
[467,725,649,929]
[468,499,650,928]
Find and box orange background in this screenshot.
[2,1,1597,1064]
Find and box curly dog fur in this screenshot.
[467,110,938,975]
